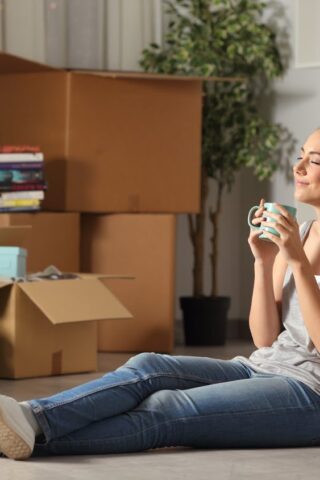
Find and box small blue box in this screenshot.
[0,247,27,278]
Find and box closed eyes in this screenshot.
[295,156,320,166]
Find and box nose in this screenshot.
[293,156,307,175]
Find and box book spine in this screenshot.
[0,190,45,200]
[0,199,40,207]
[0,145,41,153]
[0,153,44,162]
[0,169,44,184]
[0,183,47,192]
[0,162,43,169]
[0,206,41,212]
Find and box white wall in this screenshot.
[0,0,4,50]
[2,0,45,62]
[270,0,320,223]
[1,0,162,69]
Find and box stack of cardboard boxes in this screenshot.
[0,51,204,376]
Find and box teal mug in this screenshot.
[247,202,297,241]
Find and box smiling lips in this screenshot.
[295,180,309,186]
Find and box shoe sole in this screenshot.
[0,412,32,460]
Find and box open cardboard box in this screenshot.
[0,51,223,213]
[0,274,133,379]
[0,226,133,378]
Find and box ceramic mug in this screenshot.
[247,202,297,241]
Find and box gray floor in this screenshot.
[1,341,320,480]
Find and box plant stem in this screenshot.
[210,181,223,297]
[188,167,208,297]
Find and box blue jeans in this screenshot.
[28,353,320,456]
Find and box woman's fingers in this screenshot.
[274,203,292,219]
[264,205,297,225]
[255,199,265,217]
[261,211,292,227]
[251,216,264,225]
[261,221,289,233]
[259,230,281,245]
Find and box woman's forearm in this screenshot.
[249,261,282,348]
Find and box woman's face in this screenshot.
[293,129,320,207]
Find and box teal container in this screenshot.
[0,247,27,278]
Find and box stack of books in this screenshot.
[0,145,47,212]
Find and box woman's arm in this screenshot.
[249,252,286,348]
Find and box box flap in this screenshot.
[78,273,135,280]
[0,51,57,74]
[72,69,244,83]
[17,278,132,324]
[0,226,32,246]
[0,279,13,289]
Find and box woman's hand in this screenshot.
[259,203,305,267]
[248,199,279,264]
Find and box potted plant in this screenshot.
[140,0,293,345]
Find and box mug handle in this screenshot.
[247,205,260,229]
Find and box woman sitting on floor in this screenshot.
[2,128,320,460]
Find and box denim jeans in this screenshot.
[28,352,320,456]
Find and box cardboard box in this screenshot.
[0,273,133,379]
[81,214,176,353]
[0,212,80,272]
[0,51,203,213]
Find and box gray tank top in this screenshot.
[233,220,320,395]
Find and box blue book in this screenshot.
[0,169,44,184]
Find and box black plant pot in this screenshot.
[180,296,231,346]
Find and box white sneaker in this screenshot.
[0,395,35,460]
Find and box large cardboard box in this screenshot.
[81,214,176,353]
[0,273,133,379]
[0,212,80,272]
[0,51,203,213]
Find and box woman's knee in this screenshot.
[124,352,164,369]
